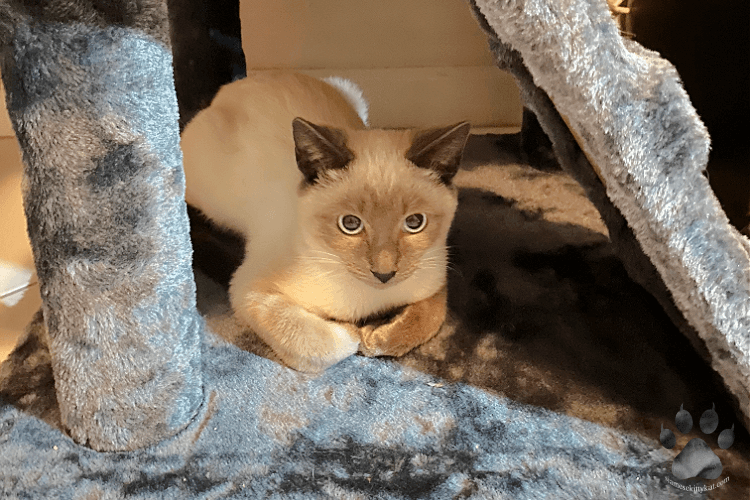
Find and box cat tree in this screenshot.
[0,0,747,497]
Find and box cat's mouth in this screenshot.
[369,279,401,289]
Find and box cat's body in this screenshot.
[181,71,469,372]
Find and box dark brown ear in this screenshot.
[406,122,471,184]
[292,117,355,184]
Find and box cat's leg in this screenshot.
[229,268,360,373]
[359,286,447,357]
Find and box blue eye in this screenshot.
[404,213,426,233]
[338,214,363,235]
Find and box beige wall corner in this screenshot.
[0,77,14,137]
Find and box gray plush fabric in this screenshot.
[1,313,680,499]
[0,12,204,450]
[472,0,750,431]
[466,2,720,385]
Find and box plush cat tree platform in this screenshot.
[1,0,748,498]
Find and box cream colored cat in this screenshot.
[181,71,470,372]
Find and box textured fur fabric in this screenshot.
[0,0,170,48]
[0,277,681,499]
[0,2,204,450]
[471,0,750,433]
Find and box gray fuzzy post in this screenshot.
[0,3,204,451]
[470,0,750,429]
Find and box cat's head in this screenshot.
[292,117,470,289]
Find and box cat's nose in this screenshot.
[372,270,396,284]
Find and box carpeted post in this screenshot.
[467,3,710,370]
[0,2,204,451]
[468,0,750,429]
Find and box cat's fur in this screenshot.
[181,72,470,372]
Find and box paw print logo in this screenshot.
[660,404,735,480]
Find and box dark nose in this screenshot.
[372,270,396,283]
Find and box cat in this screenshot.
[181,71,470,372]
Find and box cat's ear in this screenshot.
[292,117,354,184]
[406,122,471,184]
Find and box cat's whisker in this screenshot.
[297,258,339,266]
[414,254,463,277]
[446,266,463,278]
[295,254,343,265]
[309,249,343,260]
[419,260,442,265]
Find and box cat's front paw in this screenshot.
[284,321,360,374]
[359,291,447,358]
[357,324,384,357]
[358,324,417,358]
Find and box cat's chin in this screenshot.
[361,276,407,289]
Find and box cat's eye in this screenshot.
[338,214,363,235]
[403,213,427,233]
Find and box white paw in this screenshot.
[327,323,360,358]
[281,322,359,374]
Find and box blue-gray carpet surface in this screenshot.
[0,317,678,499]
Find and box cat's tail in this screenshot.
[323,76,370,127]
